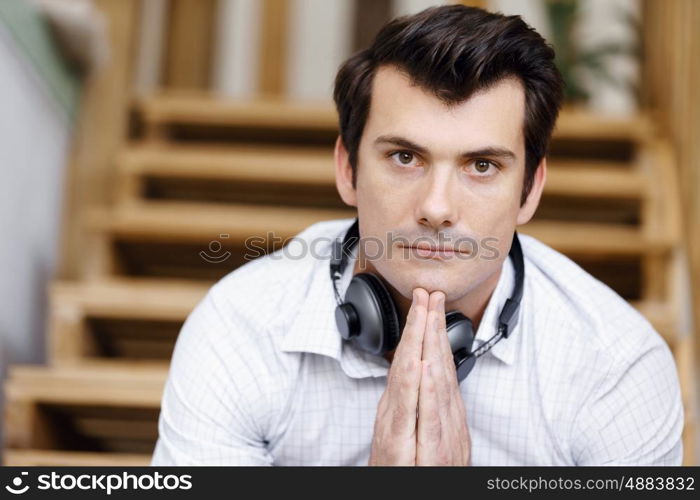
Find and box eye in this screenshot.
[389,150,420,167]
[470,159,498,176]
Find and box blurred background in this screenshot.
[0,0,698,466]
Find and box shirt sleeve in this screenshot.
[571,338,684,465]
[151,287,273,466]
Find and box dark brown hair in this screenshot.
[333,4,564,205]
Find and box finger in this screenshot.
[421,291,444,366]
[384,355,421,438]
[423,292,454,399]
[425,293,454,417]
[416,361,442,465]
[440,330,467,425]
[434,305,468,431]
[435,301,461,396]
[388,287,427,395]
[384,288,428,435]
[394,287,429,361]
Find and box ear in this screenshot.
[334,135,357,207]
[516,156,547,225]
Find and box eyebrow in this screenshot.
[373,135,517,162]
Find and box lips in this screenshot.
[411,243,462,253]
[402,243,470,258]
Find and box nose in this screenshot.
[415,165,459,231]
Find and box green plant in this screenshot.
[544,0,640,104]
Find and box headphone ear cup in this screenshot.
[343,273,400,355]
[444,310,475,357]
[444,310,476,383]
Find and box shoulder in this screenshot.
[518,233,673,381]
[518,234,682,463]
[166,217,354,401]
[519,235,664,355]
[193,217,354,347]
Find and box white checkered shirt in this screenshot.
[151,217,683,465]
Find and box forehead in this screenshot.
[364,65,525,153]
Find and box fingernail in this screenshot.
[412,289,417,301]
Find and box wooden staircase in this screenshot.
[3,92,695,465]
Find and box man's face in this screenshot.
[335,65,544,303]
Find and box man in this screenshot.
[151,5,683,465]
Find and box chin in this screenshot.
[383,264,465,299]
[382,256,490,299]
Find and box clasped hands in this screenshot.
[369,288,471,466]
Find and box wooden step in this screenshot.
[4,364,165,454]
[118,144,646,199]
[119,146,643,197]
[51,278,209,321]
[553,109,653,142]
[136,92,653,144]
[519,220,671,256]
[544,162,646,199]
[6,363,166,408]
[88,202,355,243]
[43,282,685,356]
[81,202,674,288]
[116,144,342,208]
[630,301,678,346]
[115,151,660,248]
[119,144,335,185]
[83,203,354,280]
[115,145,651,228]
[137,92,338,132]
[48,278,678,363]
[3,450,151,466]
[48,275,676,364]
[89,201,672,255]
[82,202,356,297]
[49,278,209,364]
[82,202,675,305]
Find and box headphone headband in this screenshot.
[330,219,360,280]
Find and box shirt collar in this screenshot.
[471,252,520,366]
[280,219,390,379]
[281,219,520,378]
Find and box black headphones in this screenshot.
[331,218,524,383]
